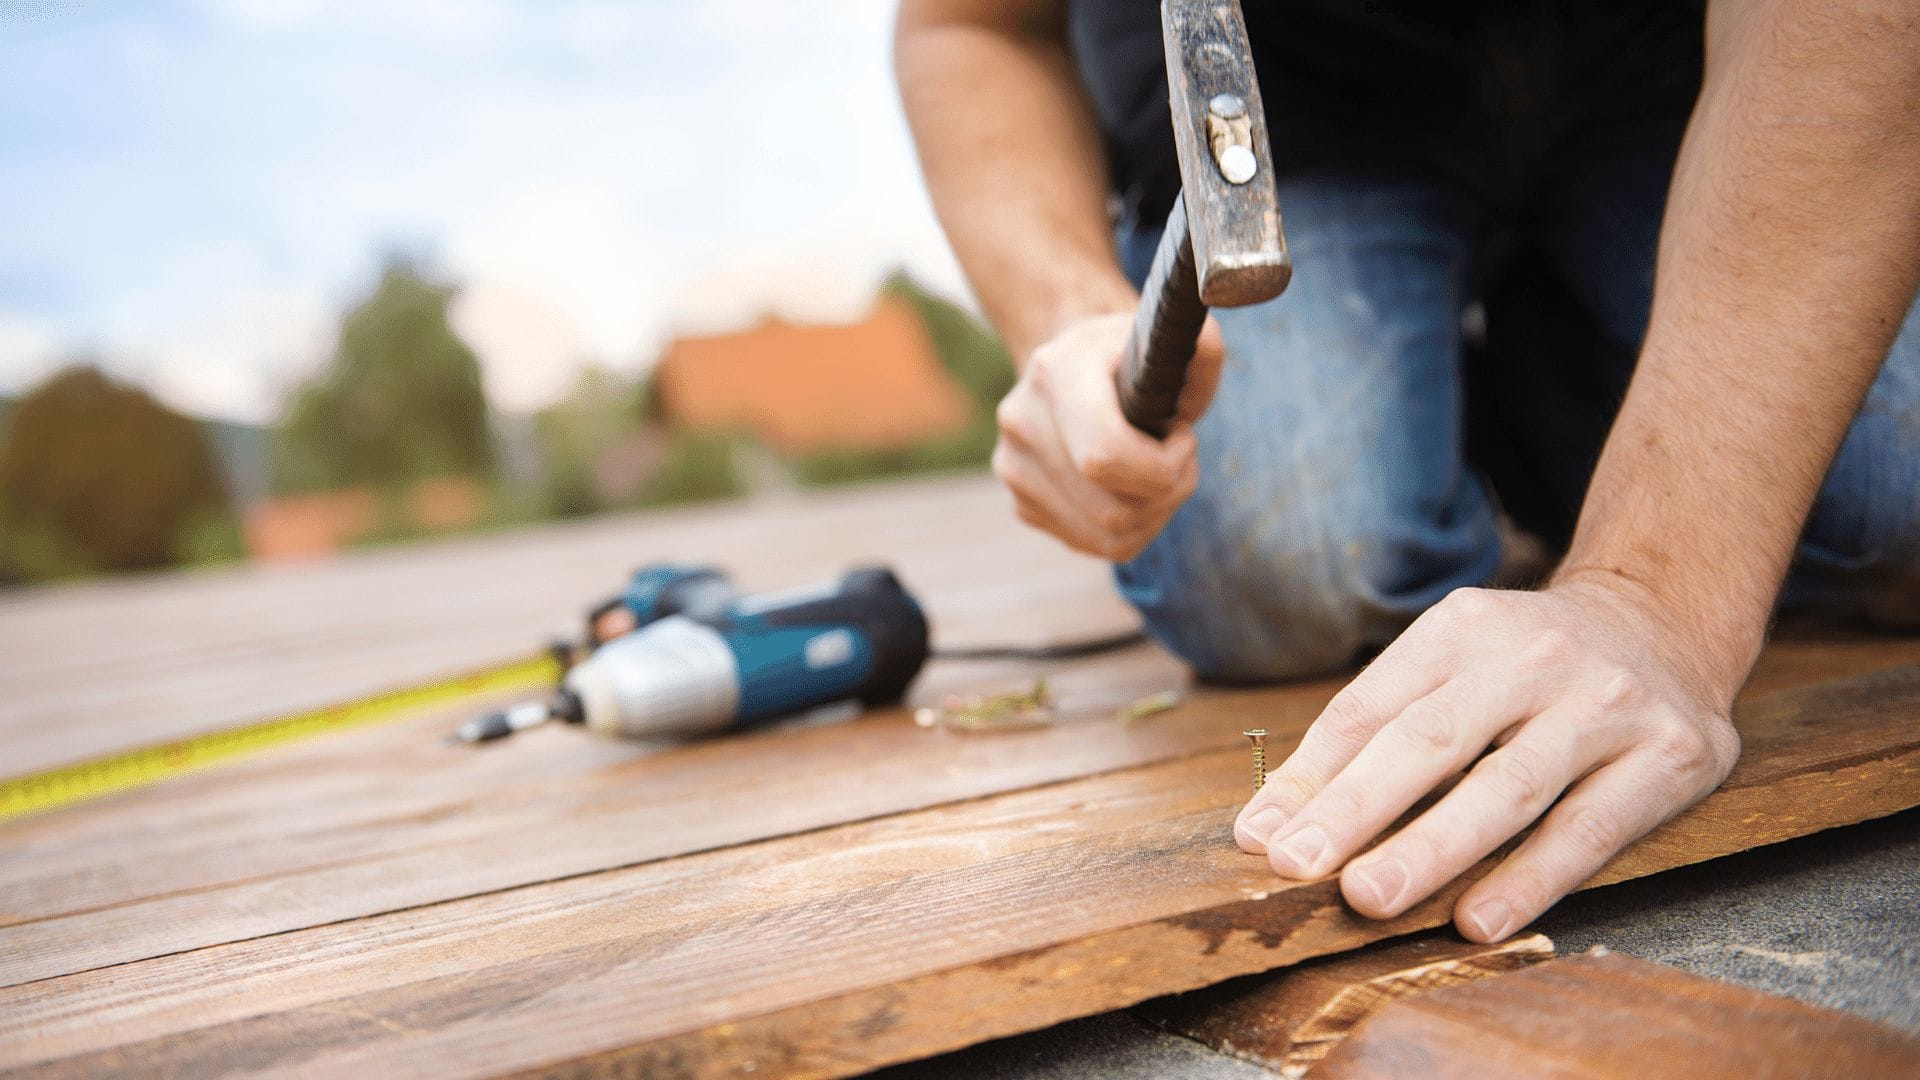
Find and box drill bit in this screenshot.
[451,700,553,744]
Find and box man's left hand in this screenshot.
[1232,579,1743,941]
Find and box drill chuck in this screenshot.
[564,617,742,738]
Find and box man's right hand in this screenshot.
[992,311,1225,562]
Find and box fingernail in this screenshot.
[1349,857,1408,912]
[1464,899,1512,941]
[1241,806,1287,847]
[1272,825,1328,876]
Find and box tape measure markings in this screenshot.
[0,653,561,824]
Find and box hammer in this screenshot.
[1116,0,1290,438]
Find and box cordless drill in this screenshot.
[457,566,930,742]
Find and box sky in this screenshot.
[0,0,969,422]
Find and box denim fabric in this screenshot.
[1111,177,1920,682]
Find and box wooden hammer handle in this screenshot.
[1115,196,1208,439]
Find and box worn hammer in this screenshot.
[1116,0,1290,438]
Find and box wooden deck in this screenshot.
[2,475,1916,1077]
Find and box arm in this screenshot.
[1562,0,1920,691]
[1235,0,1920,942]
[896,0,1221,560]
[895,0,1131,359]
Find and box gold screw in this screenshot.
[1243,728,1268,794]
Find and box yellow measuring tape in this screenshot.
[0,652,563,824]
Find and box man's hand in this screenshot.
[993,313,1224,561]
[1233,578,1742,942]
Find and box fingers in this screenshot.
[1174,317,1227,424]
[993,437,1128,557]
[1062,399,1195,500]
[1336,702,1637,919]
[994,335,1202,560]
[1257,673,1529,880]
[1234,606,1465,853]
[1451,744,1714,942]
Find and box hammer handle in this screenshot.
[1116,196,1208,440]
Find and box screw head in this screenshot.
[1243,727,1268,740]
[1217,144,1257,184]
[1208,92,1247,120]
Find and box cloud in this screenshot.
[130,284,336,424]
[194,0,518,52]
[2,0,973,422]
[449,280,591,414]
[0,312,63,396]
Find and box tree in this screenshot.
[271,260,493,495]
[0,365,237,582]
[529,365,652,518]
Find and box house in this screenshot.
[652,296,972,455]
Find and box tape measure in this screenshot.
[0,652,564,824]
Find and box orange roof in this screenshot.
[654,297,972,454]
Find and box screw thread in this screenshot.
[1251,744,1265,793]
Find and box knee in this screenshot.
[1117,494,1500,683]
[1797,366,1920,626]
[1798,495,1920,629]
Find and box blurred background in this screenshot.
[0,0,1012,586]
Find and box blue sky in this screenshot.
[0,0,965,421]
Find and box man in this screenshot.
[894,0,1920,942]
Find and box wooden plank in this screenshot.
[1136,931,1556,1076]
[4,633,1907,951]
[0,645,1252,984]
[0,645,1187,930]
[1312,949,1920,1078]
[5,664,1917,1078]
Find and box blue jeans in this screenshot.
[1113,175,1920,681]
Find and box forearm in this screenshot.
[1558,0,1920,698]
[894,0,1135,361]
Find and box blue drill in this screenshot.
[458,565,930,742]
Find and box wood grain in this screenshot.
[1313,949,1920,1078]
[1137,931,1556,1076]
[0,647,1299,984]
[3,634,1903,952]
[3,474,1914,1078]
[5,664,1917,1078]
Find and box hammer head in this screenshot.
[1162,0,1290,308]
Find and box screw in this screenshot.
[1243,728,1268,794]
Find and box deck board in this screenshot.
[1,477,1915,1076]
[4,666,1917,1076]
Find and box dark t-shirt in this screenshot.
[1068,1,1704,230]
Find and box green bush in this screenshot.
[633,428,749,508]
[789,414,999,488]
[0,366,239,582]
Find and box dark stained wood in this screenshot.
[1162,0,1288,307]
[1137,931,1556,1075]
[4,665,1917,1078]
[1313,950,1920,1079]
